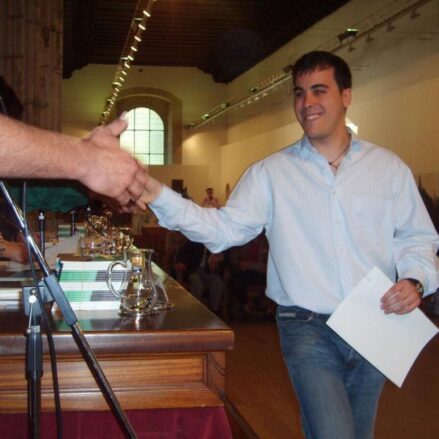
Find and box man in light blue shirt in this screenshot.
[139,51,439,439]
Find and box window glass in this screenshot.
[120,107,165,164]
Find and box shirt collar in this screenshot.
[298,127,362,160]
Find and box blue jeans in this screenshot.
[276,305,386,439]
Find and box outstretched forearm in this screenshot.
[0,114,147,207]
[0,114,83,180]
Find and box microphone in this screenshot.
[70,209,76,236]
[38,210,45,257]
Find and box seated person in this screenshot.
[201,187,220,208]
[0,232,28,264]
[226,233,272,316]
[163,230,187,274]
[171,236,226,314]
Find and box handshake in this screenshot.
[0,114,163,211]
[79,116,148,210]
[67,116,163,211]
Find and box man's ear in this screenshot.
[342,88,352,109]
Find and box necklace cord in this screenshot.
[328,144,350,168]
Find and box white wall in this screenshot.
[148,164,209,205]
[181,122,227,195]
[62,65,226,133]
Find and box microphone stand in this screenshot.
[38,210,45,258]
[23,282,47,438]
[0,181,137,439]
[70,209,76,236]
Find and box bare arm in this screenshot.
[2,240,28,264]
[0,114,147,208]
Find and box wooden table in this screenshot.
[0,266,234,414]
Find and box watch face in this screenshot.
[407,278,423,296]
[414,282,424,296]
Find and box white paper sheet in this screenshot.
[327,267,438,387]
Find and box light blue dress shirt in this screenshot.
[150,134,439,313]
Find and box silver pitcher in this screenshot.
[106,249,158,316]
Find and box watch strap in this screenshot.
[406,278,424,298]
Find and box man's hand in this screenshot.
[4,241,28,264]
[138,172,164,205]
[78,117,147,208]
[380,278,422,315]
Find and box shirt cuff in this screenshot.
[400,268,427,291]
[149,186,185,227]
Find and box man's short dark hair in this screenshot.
[292,51,352,91]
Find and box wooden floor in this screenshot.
[225,313,439,439]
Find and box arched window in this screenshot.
[120,107,165,164]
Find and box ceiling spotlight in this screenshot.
[131,18,142,31]
[143,10,151,18]
[134,35,142,42]
[249,87,259,93]
[138,22,146,31]
[410,9,420,20]
[387,22,395,32]
[337,28,358,43]
[202,113,210,120]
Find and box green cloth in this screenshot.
[8,180,88,212]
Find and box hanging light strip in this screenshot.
[185,71,291,130]
[187,0,431,131]
[100,0,158,124]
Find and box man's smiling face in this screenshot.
[293,67,351,146]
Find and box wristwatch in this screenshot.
[0,234,5,254]
[406,278,424,298]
